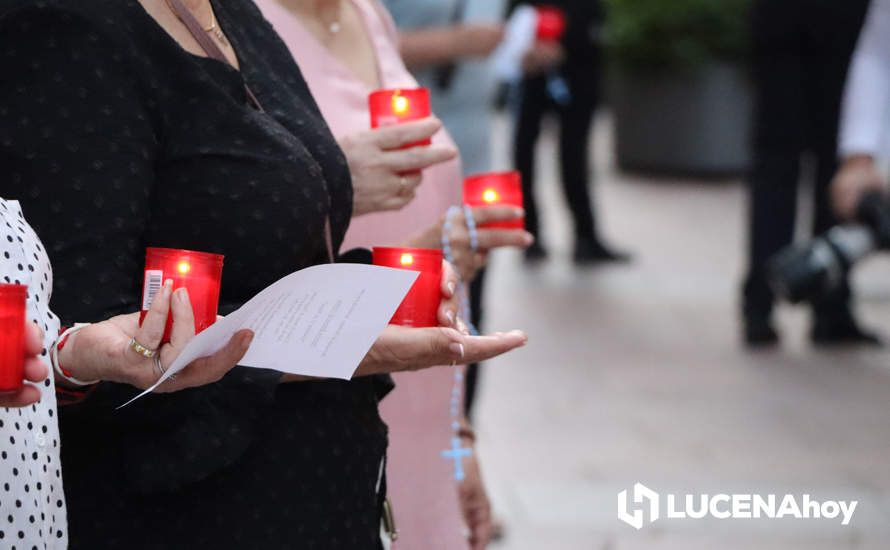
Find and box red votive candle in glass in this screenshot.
[536,5,567,42]
[139,248,224,343]
[0,284,27,393]
[368,88,433,148]
[372,247,443,328]
[463,171,525,230]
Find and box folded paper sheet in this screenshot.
[121,263,418,406]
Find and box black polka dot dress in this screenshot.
[0,200,66,549]
[0,1,391,548]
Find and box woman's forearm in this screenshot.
[399,27,468,69]
[399,24,505,70]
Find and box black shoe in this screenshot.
[811,314,882,346]
[573,238,632,265]
[744,316,780,347]
[523,242,548,263]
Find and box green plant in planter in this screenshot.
[603,0,750,71]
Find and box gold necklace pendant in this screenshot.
[212,26,229,47]
[205,12,229,47]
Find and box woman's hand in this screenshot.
[0,321,49,408]
[339,118,458,216]
[522,40,565,76]
[459,450,492,550]
[59,280,253,392]
[408,206,534,281]
[831,155,886,220]
[357,326,527,376]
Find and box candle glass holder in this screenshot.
[372,247,443,327]
[139,248,224,343]
[368,88,432,148]
[463,171,525,230]
[536,5,566,41]
[0,284,27,393]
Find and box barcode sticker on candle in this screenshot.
[142,270,164,311]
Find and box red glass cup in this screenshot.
[463,171,525,230]
[139,248,224,344]
[536,5,567,42]
[0,284,27,393]
[372,247,443,327]
[368,88,433,148]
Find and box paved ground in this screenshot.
[474,113,890,549]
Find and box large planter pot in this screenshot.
[611,62,752,178]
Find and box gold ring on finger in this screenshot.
[129,337,157,359]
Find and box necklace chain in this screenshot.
[312,1,343,34]
[164,0,229,47]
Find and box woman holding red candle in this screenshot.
[0,1,527,548]
[0,198,254,549]
[257,1,533,547]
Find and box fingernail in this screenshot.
[163,279,173,297]
[243,331,254,346]
[510,330,528,344]
[449,342,465,358]
[447,281,456,295]
[176,287,190,303]
[524,232,534,245]
[515,207,525,217]
[445,310,455,326]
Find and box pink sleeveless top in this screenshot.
[256,2,468,548]
[258,0,462,250]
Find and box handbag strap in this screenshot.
[167,0,264,112]
[166,0,336,263]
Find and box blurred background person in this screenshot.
[741,0,874,346]
[507,0,630,265]
[833,0,890,219]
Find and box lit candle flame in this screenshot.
[400,253,414,266]
[392,94,410,115]
[482,189,500,203]
[177,261,191,275]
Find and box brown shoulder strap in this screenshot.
[167,0,264,111]
[168,0,228,64]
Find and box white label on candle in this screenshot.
[142,270,164,312]
[120,263,419,407]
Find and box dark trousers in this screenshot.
[743,0,868,320]
[513,74,598,242]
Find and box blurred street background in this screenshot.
[474,112,890,550]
